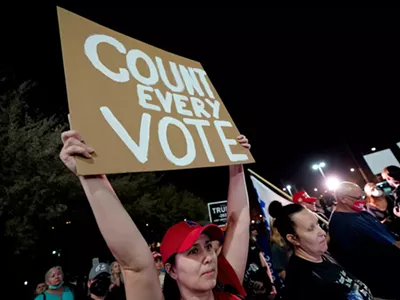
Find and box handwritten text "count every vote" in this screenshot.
[84,34,249,166]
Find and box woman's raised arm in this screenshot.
[221,135,251,283]
[59,130,163,300]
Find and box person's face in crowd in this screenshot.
[364,183,384,198]
[36,283,47,294]
[250,229,258,238]
[302,201,316,212]
[167,234,217,292]
[384,173,400,188]
[154,257,163,271]
[287,209,327,257]
[339,185,366,212]
[47,268,63,287]
[112,262,120,274]
[364,183,374,197]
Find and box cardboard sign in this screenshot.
[207,201,227,227]
[57,7,255,176]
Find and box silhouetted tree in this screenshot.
[0,79,208,260]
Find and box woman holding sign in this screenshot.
[59,130,251,300]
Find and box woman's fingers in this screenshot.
[64,145,92,158]
[61,130,84,144]
[65,137,94,152]
[63,136,94,159]
[237,134,251,150]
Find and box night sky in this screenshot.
[1,6,399,200]
[2,4,399,295]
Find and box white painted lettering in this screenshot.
[193,68,215,99]
[137,84,161,111]
[155,57,185,93]
[84,34,129,82]
[179,65,205,97]
[126,49,159,85]
[173,94,193,117]
[214,120,248,162]
[155,89,173,113]
[158,117,196,166]
[205,98,220,119]
[100,106,150,163]
[190,97,211,118]
[183,118,214,162]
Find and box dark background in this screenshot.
[1,5,399,297]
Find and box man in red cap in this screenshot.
[292,191,317,212]
[293,191,329,232]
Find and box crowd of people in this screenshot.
[31,129,400,300]
[268,166,400,300]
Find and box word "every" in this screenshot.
[84,34,249,167]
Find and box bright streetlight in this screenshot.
[24,281,28,286]
[371,147,376,151]
[312,162,326,178]
[52,250,57,255]
[350,168,355,172]
[326,176,340,191]
[314,188,318,192]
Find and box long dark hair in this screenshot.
[268,200,304,248]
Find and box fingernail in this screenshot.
[88,147,94,152]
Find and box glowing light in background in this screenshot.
[326,176,340,191]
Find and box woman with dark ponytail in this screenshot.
[59,130,251,300]
[268,201,373,300]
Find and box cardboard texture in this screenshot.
[57,7,255,175]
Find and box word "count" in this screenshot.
[84,34,249,167]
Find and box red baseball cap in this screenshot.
[160,220,223,265]
[293,191,317,204]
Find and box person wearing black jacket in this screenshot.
[364,182,400,237]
